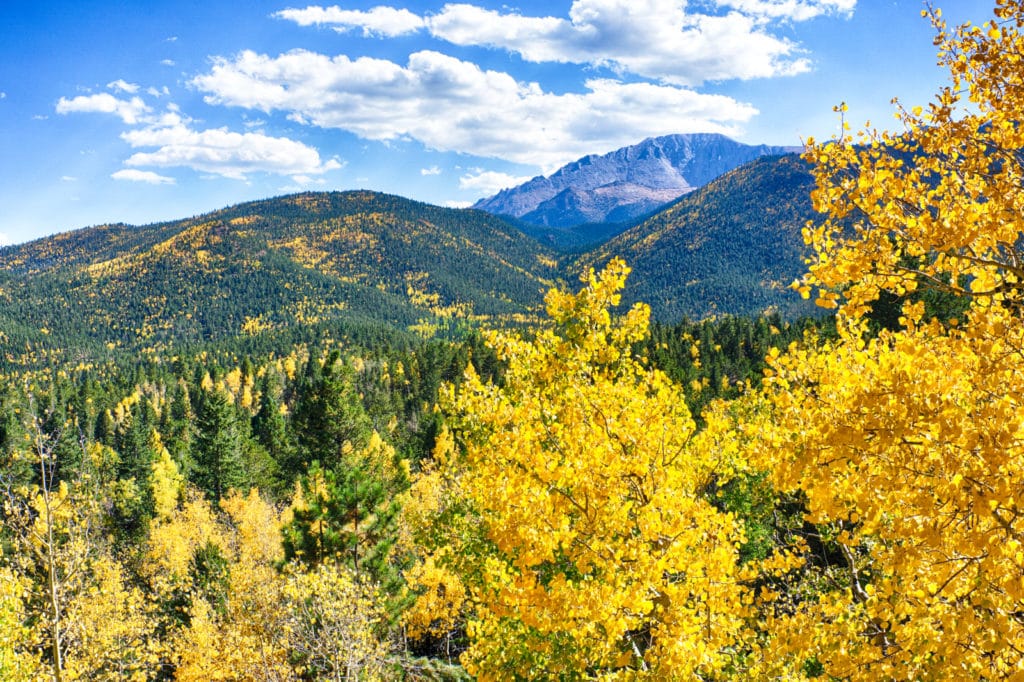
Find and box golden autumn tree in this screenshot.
[404,259,750,679]
[750,1,1024,677]
[2,426,163,681]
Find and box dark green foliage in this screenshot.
[193,388,245,500]
[191,540,231,617]
[640,313,831,418]
[163,379,197,478]
[0,191,559,370]
[291,350,373,471]
[709,472,777,564]
[252,371,296,494]
[576,155,824,321]
[281,438,407,607]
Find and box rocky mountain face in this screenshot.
[474,133,799,228]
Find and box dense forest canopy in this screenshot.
[2,1,1024,679]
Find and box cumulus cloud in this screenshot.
[275,5,425,36]
[193,49,757,170]
[61,176,77,182]
[430,1,813,85]
[120,123,342,180]
[107,79,140,93]
[112,169,176,185]
[0,232,10,246]
[721,0,856,21]
[56,93,151,124]
[161,59,176,66]
[459,169,533,194]
[420,165,442,176]
[278,0,855,85]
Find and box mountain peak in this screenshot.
[473,133,798,228]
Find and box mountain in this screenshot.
[574,154,823,320]
[0,191,559,367]
[0,153,830,369]
[474,133,799,230]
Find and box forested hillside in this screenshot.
[575,154,820,319]
[0,191,559,368]
[1,2,1023,679]
[0,155,820,372]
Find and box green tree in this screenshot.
[193,388,244,501]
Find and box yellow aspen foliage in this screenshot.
[401,553,467,642]
[753,308,1024,678]
[406,259,749,679]
[170,598,250,682]
[281,561,390,681]
[756,1,1024,677]
[5,446,164,681]
[151,433,184,521]
[61,555,163,681]
[0,560,39,682]
[165,488,297,681]
[144,490,226,599]
[799,2,1024,318]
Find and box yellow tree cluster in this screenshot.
[404,260,752,679]
[751,1,1024,677]
[1,428,391,681]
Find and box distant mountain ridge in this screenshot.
[0,153,824,369]
[474,133,799,228]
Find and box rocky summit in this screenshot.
[473,133,799,228]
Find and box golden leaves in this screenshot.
[406,259,749,678]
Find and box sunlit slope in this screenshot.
[574,154,822,320]
[0,191,559,364]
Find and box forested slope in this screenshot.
[575,154,821,320]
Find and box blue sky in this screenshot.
[0,0,996,245]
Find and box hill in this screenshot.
[0,154,830,369]
[0,191,559,367]
[474,133,798,230]
[574,154,822,320]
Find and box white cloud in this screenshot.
[0,232,10,246]
[279,1,846,85]
[161,59,176,66]
[61,175,77,182]
[443,200,473,209]
[0,92,6,99]
[56,93,151,124]
[193,49,757,171]
[459,169,533,194]
[274,0,856,84]
[427,0,813,86]
[275,5,425,36]
[420,165,442,176]
[120,123,342,180]
[720,0,856,21]
[107,79,140,93]
[147,86,171,97]
[112,169,176,185]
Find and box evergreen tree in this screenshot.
[193,388,245,500]
[291,350,372,470]
[251,369,296,492]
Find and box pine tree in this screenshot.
[193,388,245,501]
